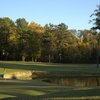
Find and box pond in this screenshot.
[2,71,100,87]
[43,77,100,87]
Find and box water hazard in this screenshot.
[43,77,100,87]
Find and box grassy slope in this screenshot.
[0,61,100,99]
[0,61,100,76]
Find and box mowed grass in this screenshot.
[0,61,100,76]
[0,61,100,99]
[0,79,54,99]
[0,80,100,99]
[0,79,100,99]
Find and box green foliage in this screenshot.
[0,17,98,63]
[0,17,16,60]
[16,18,28,61]
[90,5,100,30]
[90,4,100,67]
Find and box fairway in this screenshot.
[0,61,100,99]
[0,61,100,77]
[0,79,100,100]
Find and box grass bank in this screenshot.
[0,61,100,77]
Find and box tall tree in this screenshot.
[15,18,28,61]
[55,23,77,63]
[28,22,43,62]
[42,24,58,63]
[0,17,15,60]
[90,5,100,67]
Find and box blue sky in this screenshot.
[0,0,99,30]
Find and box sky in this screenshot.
[0,0,100,30]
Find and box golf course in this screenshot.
[0,61,100,100]
[0,1,100,99]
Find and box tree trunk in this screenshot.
[32,57,34,62]
[97,41,99,68]
[22,56,25,61]
[1,53,2,60]
[35,58,37,62]
[49,55,51,63]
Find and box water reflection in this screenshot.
[43,77,100,87]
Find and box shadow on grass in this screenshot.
[0,62,98,75]
[1,87,100,100]
[0,62,68,73]
[0,62,97,71]
[0,62,100,81]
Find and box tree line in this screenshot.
[0,17,99,63]
[0,4,100,63]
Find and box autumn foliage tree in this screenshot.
[0,17,98,63]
